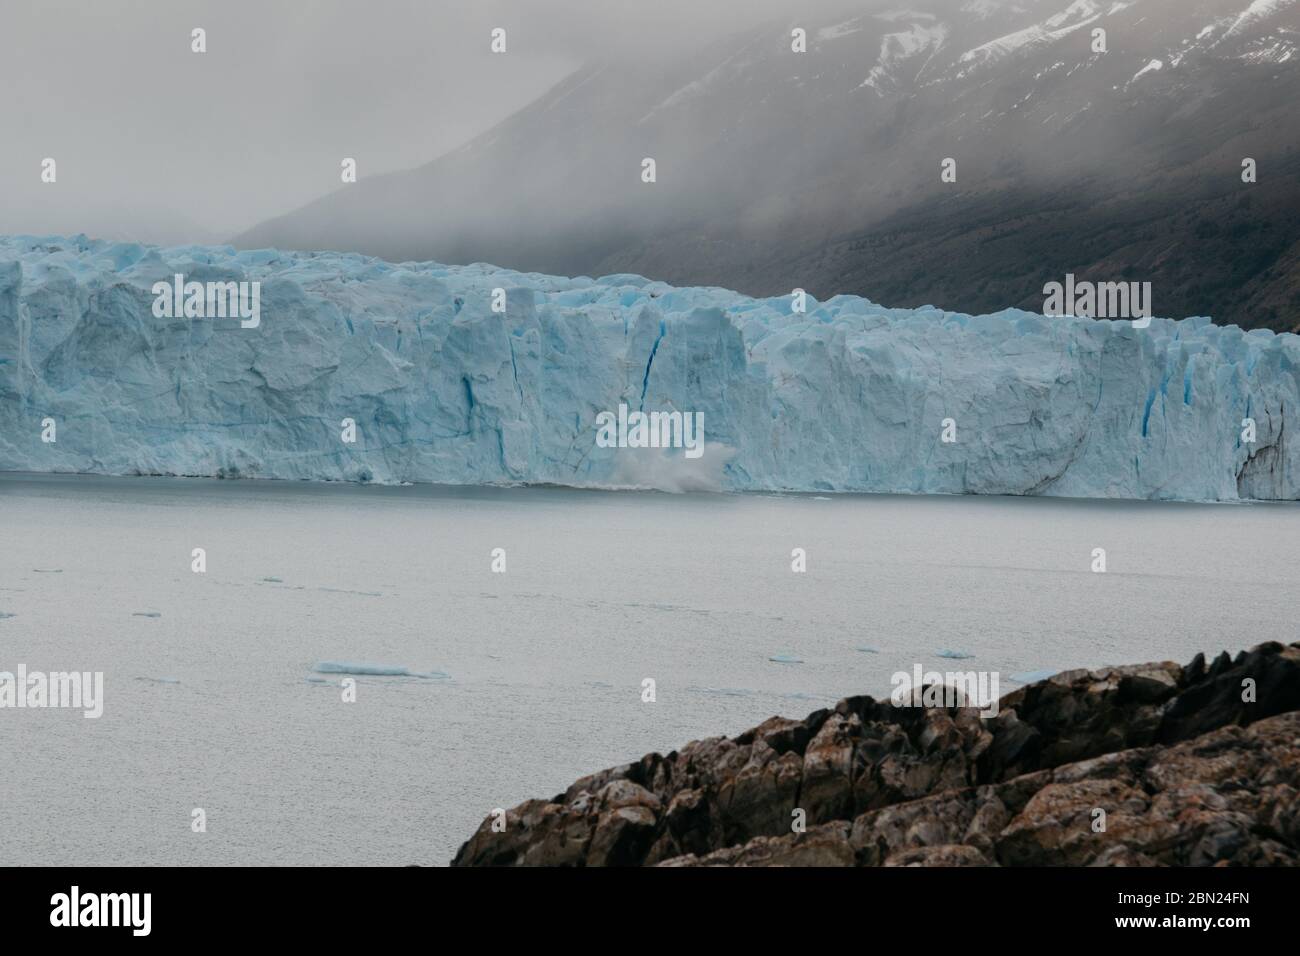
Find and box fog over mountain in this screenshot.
[4,1,1297,329]
[0,0,854,244]
[236,0,1300,331]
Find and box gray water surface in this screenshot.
[1,473,1296,865]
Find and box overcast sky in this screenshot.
[0,0,865,244]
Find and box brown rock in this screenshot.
[451,643,1300,867]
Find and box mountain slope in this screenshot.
[236,0,1300,331]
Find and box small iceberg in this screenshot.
[0,612,16,621]
[312,661,449,679]
[855,646,879,654]
[936,649,975,660]
[768,653,805,664]
[135,676,180,685]
[132,611,162,618]
[687,685,754,698]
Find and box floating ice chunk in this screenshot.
[768,653,805,664]
[312,661,449,679]
[855,646,880,654]
[135,676,180,684]
[132,611,162,618]
[687,685,754,697]
[0,612,15,620]
[936,649,975,660]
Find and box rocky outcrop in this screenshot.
[452,642,1300,866]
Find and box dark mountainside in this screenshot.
[236,0,1300,332]
[452,642,1300,866]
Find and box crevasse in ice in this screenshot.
[1,235,1295,501]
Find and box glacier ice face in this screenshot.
[0,234,1296,501]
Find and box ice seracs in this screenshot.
[1,235,1297,502]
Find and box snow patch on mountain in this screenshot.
[817,18,866,41]
[1221,0,1299,42]
[1130,58,1164,83]
[1238,35,1297,63]
[961,0,1005,18]
[954,1,1104,78]
[862,18,949,92]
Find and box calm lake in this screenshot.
[1,473,1296,865]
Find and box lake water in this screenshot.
[1,473,1297,865]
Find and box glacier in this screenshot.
[0,234,1296,501]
